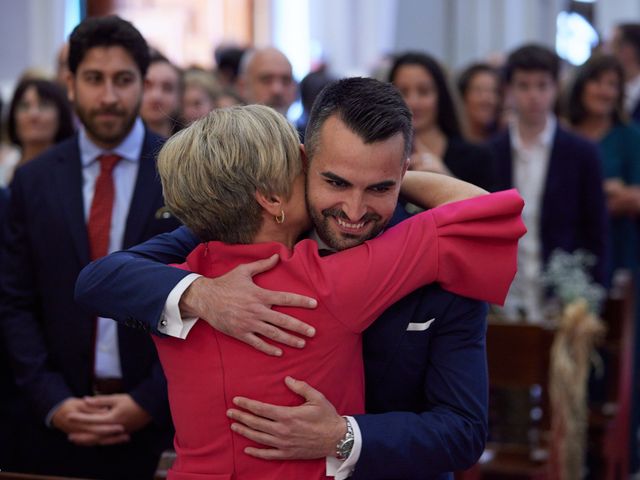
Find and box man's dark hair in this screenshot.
[214,46,246,84]
[565,54,627,127]
[304,77,412,161]
[8,78,75,147]
[68,15,150,76]
[503,44,560,84]
[389,51,462,138]
[617,23,640,64]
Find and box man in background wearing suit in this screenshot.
[0,16,178,479]
[77,77,489,479]
[489,44,607,322]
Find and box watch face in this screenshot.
[339,438,354,457]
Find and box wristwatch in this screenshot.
[335,416,354,460]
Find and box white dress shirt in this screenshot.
[80,118,143,378]
[501,115,555,323]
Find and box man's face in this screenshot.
[67,46,143,149]
[305,115,408,251]
[242,50,296,115]
[507,70,557,127]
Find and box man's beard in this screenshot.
[307,200,385,251]
[75,102,139,147]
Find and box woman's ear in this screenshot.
[254,190,284,216]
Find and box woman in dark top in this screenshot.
[389,52,496,191]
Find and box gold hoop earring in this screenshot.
[275,210,285,224]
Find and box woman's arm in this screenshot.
[400,171,488,209]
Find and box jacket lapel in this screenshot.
[540,125,562,231]
[122,130,163,249]
[52,137,91,264]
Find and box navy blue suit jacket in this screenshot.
[76,206,488,479]
[0,131,180,426]
[489,125,608,284]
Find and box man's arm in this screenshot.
[75,228,318,355]
[227,296,488,479]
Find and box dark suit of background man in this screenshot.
[0,16,178,479]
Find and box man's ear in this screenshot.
[66,72,75,103]
[300,144,308,172]
[254,190,284,216]
[400,157,410,177]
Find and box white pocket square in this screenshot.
[406,318,435,331]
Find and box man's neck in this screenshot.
[516,116,548,147]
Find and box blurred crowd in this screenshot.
[1,13,640,479]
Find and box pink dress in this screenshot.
[155,190,525,480]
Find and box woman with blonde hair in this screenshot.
[154,102,524,479]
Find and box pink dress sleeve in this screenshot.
[304,189,525,333]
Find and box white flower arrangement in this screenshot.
[541,249,606,314]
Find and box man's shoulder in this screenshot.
[14,136,79,180]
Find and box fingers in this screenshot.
[284,376,325,403]
[260,290,318,311]
[84,395,117,409]
[230,422,281,448]
[243,254,280,277]
[68,432,130,446]
[231,397,286,421]
[259,309,316,338]
[66,411,117,425]
[240,333,283,357]
[244,446,288,460]
[227,408,280,436]
[251,317,308,349]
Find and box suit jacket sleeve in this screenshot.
[352,298,488,479]
[75,226,199,335]
[0,171,74,419]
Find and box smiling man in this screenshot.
[0,16,180,478]
[76,77,491,479]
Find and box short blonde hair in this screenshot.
[157,105,302,243]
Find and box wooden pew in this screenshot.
[478,321,556,480]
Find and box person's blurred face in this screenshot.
[582,69,621,119]
[141,61,181,126]
[464,71,500,129]
[507,70,557,127]
[67,46,143,149]
[15,86,60,147]
[241,49,295,115]
[182,85,215,125]
[392,64,438,133]
[305,115,407,251]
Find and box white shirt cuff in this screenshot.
[158,273,201,339]
[326,416,362,479]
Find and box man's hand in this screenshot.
[78,394,152,432]
[51,397,129,446]
[226,376,346,460]
[180,254,318,356]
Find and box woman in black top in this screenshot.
[389,52,496,191]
